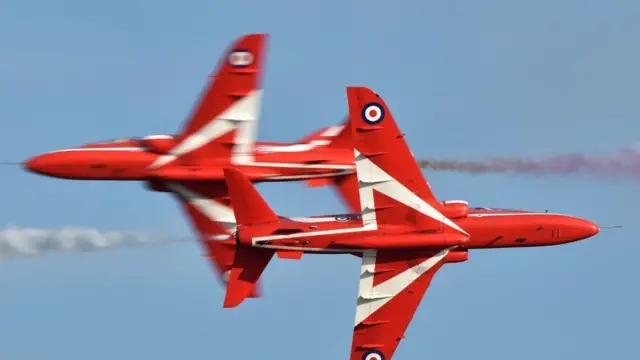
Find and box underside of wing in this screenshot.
[350,248,453,360]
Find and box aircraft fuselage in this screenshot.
[239,208,599,254]
[24,138,355,182]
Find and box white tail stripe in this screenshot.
[230,91,263,164]
[354,150,378,229]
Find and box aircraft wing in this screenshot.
[350,247,452,360]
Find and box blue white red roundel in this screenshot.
[363,350,385,360]
[228,50,254,67]
[362,103,385,124]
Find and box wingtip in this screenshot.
[222,296,242,309]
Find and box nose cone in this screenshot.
[571,218,600,241]
[23,151,75,178]
[23,153,52,175]
[585,221,600,237]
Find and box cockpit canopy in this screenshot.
[91,134,178,154]
[471,207,531,213]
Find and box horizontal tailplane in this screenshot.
[224,239,275,308]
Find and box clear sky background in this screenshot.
[1,0,639,359]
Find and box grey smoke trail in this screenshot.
[419,146,640,180]
[0,226,189,261]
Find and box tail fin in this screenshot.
[223,168,278,226]
[221,168,277,308]
[344,86,469,236]
[148,33,268,170]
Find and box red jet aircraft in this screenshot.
[212,86,600,360]
[22,33,360,299]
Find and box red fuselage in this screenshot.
[237,208,599,253]
[23,137,355,183]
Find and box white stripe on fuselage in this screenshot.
[45,147,144,153]
[256,140,331,153]
[262,170,353,181]
[42,147,354,172]
[468,212,564,217]
[251,212,563,251]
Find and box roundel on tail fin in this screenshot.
[362,102,385,124]
[363,350,385,360]
[228,49,254,67]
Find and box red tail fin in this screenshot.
[344,86,469,236]
[148,33,268,170]
[221,168,277,308]
[223,168,278,226]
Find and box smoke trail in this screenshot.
[0,226,188,261]
[418,146,640,180]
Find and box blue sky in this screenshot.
[1,0,639,359]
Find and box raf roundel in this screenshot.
[228,49,254,67]
[363,350,385,360]
[362,102,385,124]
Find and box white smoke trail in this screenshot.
[0,226,189,261]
